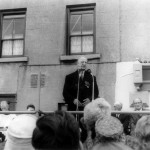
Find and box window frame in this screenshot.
[66,3,96,55]
[0,8,26,58]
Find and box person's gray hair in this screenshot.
[114,101,122,108]
[135,115,150,139]
[84,98,111,129]
[77,56,87,64]
[133,98,142,104]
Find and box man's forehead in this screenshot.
[134,98,142,103]
[114,101,122,106]
[78,56,87,63]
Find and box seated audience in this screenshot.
[32,110,83,150]
[27,104,35,111]
[82,98,111,150]
[92,116,132,150]
[4,114,37,150]
[112,101,131,135]
[134,115,150,150]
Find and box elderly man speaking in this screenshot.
[63,56,99,111]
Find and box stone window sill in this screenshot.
[60,54,100,61]
[0,57,28,63]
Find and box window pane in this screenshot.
[82,14,93,34]
[82,36,93,53]
[14,18,24,38]
[71,37,81,53]
[13,40,23,55]
[2,19,13,39]
[2,40,13,56]
[70,15,81,35]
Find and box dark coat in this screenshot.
[63,70,99,111]
[130,113,143,136]
[112,113,131,135]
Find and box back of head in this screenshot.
[135,115,150,150]
[84,98,111,129]
[4,114,37,150]
[135,115,150,139]
[32,110,80,150]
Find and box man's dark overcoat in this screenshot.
[63,70,99,111]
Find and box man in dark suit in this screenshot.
[112,101,131,135]
[63,56,99,111]
[130,98,144,135]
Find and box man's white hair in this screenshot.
[114,101,122,107]
[77,56,87,63]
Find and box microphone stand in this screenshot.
[92,74,94,101]
[87,69,95,101]
[76,74,80,121]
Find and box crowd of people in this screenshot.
[0,98,149,150]
[0,98,148,150]
[0,56,149,150]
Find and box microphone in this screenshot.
[87,69,93,75]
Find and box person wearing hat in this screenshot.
[4,114,37,150]
[82,98,111,150]
[91,116,132,150]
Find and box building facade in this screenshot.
[0,0,150,111]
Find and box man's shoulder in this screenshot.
[142,108,150,111]
[66,70,78,78]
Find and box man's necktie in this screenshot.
[80,71,84,80]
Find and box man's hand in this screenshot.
[73,99,82,106]
[82,98,90,106]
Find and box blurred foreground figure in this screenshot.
[135,115,150,150]
[82,98,111,150]
[32,110,83,150]
[0,101,16,141]
[4,114,37,150]
[92,116,132,150]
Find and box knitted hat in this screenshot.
[4,114,37,150]
[95,116,123,138]
[84,98,111,128]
